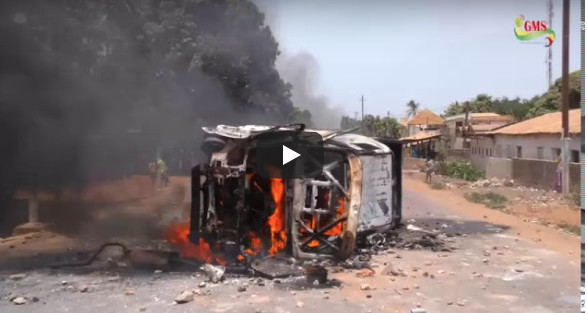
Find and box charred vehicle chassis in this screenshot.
[187,124,402,262]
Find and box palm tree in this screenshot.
[406,100,420,119]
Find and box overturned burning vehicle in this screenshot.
[166,124,402,269]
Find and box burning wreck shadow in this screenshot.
[272,276,343,291]
[404,217,511,236]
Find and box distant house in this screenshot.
[406,109,444,137]
[442,113,514,149]
[470,109,583,168]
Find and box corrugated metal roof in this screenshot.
[400,132,441,141]
[444,112,514,122]
[407,109,444,126]
[490,109,581,136]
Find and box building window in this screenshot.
[552,148,561,160]
[489,148,493,157]
[571,150,580,163]
[516,146,522,158]
[537,147,544,160]
[496,145,502,157]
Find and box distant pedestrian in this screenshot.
[157,158,169,187]
[425,157,436,183]
[553,154,562,193]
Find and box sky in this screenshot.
[255,0,583,119]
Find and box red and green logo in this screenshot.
[514,15,556,47]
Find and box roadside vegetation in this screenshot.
[557,222,581,236]
[465,192,508,210]
[429,181,447,190]
[437,161,485,182]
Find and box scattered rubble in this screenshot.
[11,297,27,305]
[9,274,27,281]
[174,291,194,304]
[200,264,225,283]
[359,225,454,253]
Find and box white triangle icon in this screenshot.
[282,145,300,165]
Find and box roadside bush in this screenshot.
[429,181,446,190]
[436,161,485,181]
[557,222,581,235]
[465,191,508,209]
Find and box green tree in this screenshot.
[0,0,300,202]
[288,108,314,127]
[525,70,582,119]
[405,100,420,119]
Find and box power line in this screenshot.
[547,0,554,88]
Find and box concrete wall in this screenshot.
[485,157,513,179]
[469,137,495,170]
[446,149,470,161]
[469,134,582,166]
[494,134,581,160]
[511,158,582,191]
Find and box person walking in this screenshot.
[157,158,169,188]
[425,157,436,183]
[553,153,562,193]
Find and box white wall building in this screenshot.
[470,109,583,169]
[442,113,514,149]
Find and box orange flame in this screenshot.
[305,197,345,248]
[244,232,263,256]
[165,222,220,264]
[324,198,345,236]
[267,178,287,255]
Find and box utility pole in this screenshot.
[386,111,391,137]
[547,0,554,87]
[361,95,365,134]
[561,0,570,194]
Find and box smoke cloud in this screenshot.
[253,0,344,130]
[0,0,293,209]
[276,52,343,129]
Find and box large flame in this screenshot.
[244,232,263,256]
[305,196,345,248]
[165,222,226,265]
[267,178,287,255]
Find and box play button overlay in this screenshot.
[282,145,300,165]
[254,131,324,179]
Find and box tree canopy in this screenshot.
[340,115,405,139]
[0,0,297,196]
[405,100,420,119]
[442,70,581,121]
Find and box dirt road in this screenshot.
[0,174,581,313]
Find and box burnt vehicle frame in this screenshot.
[188,124,403,262]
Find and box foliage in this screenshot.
[429,181,446,190]
[557,222,581,236]
[524,70,582,119]
[288,108,314,127]
[405,100,420,119]
[442,70,581,121]
[340,114,406,138]
[436,161,485,181]
[0,0,297,196]
[465,192,508,210]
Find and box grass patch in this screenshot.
[465,191,508,210]
[557,222,581,236]
[429,181,446,190]
[436,161,484,181]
